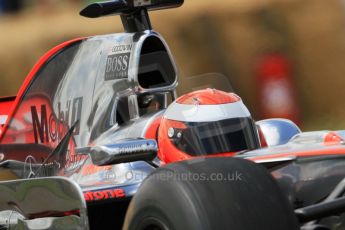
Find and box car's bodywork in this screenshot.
[1,1,345,229]
[244,128,345,208]
[0,25,178,229]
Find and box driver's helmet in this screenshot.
[158,89,260,163]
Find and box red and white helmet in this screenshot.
[158,89,260,163]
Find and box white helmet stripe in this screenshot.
[164,101,251,122]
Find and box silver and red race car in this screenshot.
[0,1,344,230]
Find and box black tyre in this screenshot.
[123,157,299,230]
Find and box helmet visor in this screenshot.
[168,117,260,156]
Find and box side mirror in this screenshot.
[86,139,158,166]
[256,118,301,147]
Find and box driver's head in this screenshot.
[158,89,260,163]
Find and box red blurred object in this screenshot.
[324,132,344,145]
[256,53,300,124]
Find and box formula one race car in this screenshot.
[0,1,345,230]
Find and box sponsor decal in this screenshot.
[30,97,86,173]
[24,155,37,178]
[81,164,112,176]
[83,189,126,201]
[104,44,132,80]
[63,151,87,173]
[30,97,83,144]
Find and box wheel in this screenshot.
[123,157,299,230]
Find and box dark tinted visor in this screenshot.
[169,117,259,156]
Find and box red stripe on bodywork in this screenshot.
[0,96,16,116]
[0,38,84,142]
[249,147,345,161]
